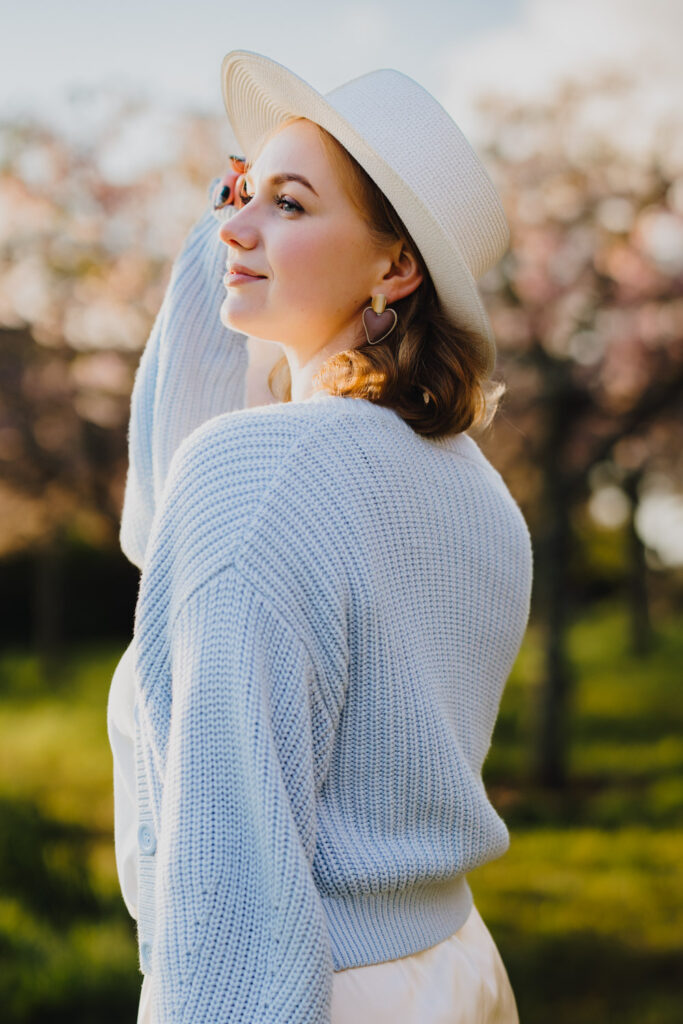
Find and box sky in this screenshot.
[2,0,680,133]
[0,0,519,124]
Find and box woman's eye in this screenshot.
[275,194,302,213]
[237,179,302,214]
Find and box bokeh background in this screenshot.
[1,1,682,1021]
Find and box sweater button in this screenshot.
[140,941,152,973]
[138,823,156,855]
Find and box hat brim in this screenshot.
[221,50,497,374]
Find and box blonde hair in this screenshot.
[248,116,505,439]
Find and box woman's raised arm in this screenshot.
[119,175,249,569]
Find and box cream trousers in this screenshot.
[136,901,519,1024]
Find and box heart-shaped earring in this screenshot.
[363,294,398,345]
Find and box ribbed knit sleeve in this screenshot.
[119,180,248,569]
[149,565,334,1024]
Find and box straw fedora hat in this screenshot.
[220,50,510,375]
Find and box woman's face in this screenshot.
[218,118,394,355]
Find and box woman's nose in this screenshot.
[220,200,257,249]
[218,206,257,248]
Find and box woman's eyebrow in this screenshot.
[245,170,319,197]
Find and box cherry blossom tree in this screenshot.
[474,72,683,786]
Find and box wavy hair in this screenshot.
[248,116,505,438]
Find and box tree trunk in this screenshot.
[534,485,574,789]
[623,470,653,656]
[33,533,64,675]
[531,346,578,790]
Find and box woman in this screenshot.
[107,50,532,1024]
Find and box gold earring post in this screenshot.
[371,294,387,315]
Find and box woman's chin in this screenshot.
[219,296,255,333]
[219,300,287,347]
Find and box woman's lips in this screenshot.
[223,271,266,286]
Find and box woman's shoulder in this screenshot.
[172,393,392,480]
[172,395,347,470]
[144,397,368,606]
[158,396,364,544]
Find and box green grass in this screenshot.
[0,645,140,1021]
[470,600,683,1023]
[1,600,681,1022]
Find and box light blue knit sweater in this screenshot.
[120,178,533,1023]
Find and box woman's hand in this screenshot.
[212,155,248,212]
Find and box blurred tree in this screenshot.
[475,71,683,787]
[0,99,231,656]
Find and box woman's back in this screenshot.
[131,390,532,1000]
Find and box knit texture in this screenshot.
[120,180,534,1023]
[120,177,248,569]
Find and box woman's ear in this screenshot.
[379,243,423,304]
